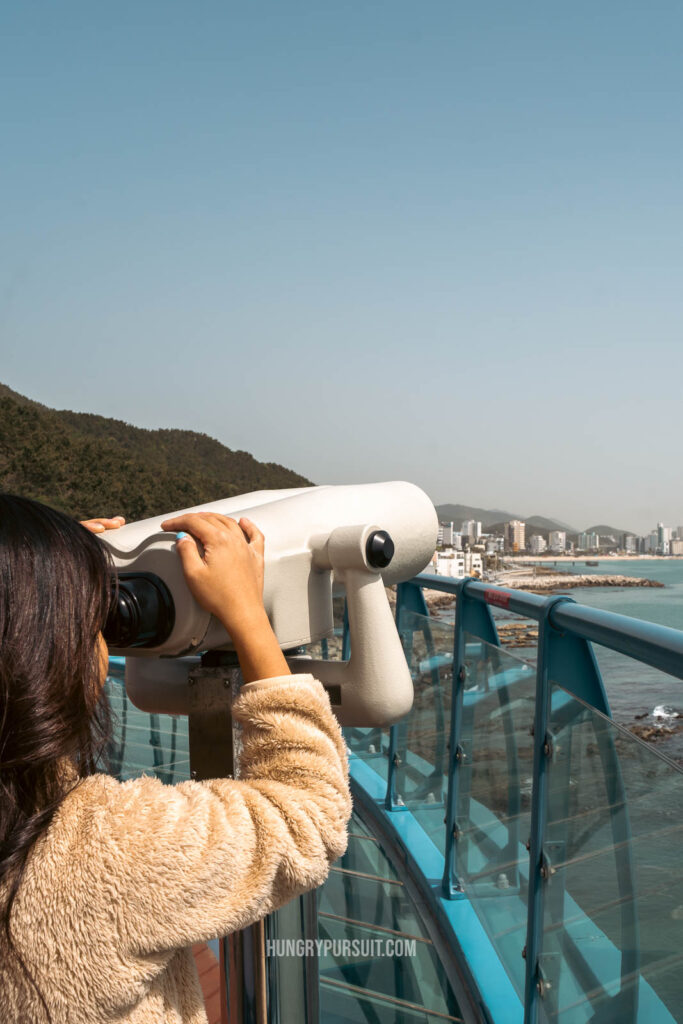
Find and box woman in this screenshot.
[0,494,352,1023]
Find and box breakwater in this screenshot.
[500,572,664,593]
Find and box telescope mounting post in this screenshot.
[187,654,267,1024]
[186,654,320,1024]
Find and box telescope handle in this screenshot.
[286,568,413,727]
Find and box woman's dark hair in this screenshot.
[0,494,113,1020]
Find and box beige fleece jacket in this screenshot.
[1,674,352,1023]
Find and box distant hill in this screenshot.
[435,503,521,529]
[584,524,629,537]
[0,384,312,520]
[436,503,577,535]
[526,515,576,532]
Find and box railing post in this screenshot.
[523,596,571,1024]
[385,724,400,810]
[442,579,467,899]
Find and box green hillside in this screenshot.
[0,384,312,520]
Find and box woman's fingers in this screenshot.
[200,513,245,536]
[173,532,205,580]
[162,512,247,546]
[161,513,223,544]
[80,516,126,533]
[239,517,265,555]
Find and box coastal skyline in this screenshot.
[3,2,683,535]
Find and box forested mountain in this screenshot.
[0,384,312,520]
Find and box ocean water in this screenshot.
[525,557,683,629]
[508,559,683,761]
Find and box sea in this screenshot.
[508,558,683,763]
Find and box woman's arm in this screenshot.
[74,672,351,959]
[81,512,352,957]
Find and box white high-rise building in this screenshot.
[549,531,566,552]
[529,535,547,555]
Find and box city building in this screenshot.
[657,523,672,555]
[577,531,600,551]
[431,551,484,579]
[504,520,525,552]
[549,531,566,552]
[485,536,505,555]
[529,535,547,555]
[670,539,683,556]
[621,534,637,554]
[644,532,658,554]
[438,522,454,547]
[461,520,482,543]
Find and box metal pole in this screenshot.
[188,654,268,1024]
[442,580,466,899]
[523,597,570,1024]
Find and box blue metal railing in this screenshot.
[344,573,683,1024]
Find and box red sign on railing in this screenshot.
[484,588,511,610]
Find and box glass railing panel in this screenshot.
[320,982,464,1024]
[319,868,408,930]
[318,810,462,1023]
[589,645,683,766]
[393,609,453,851]
[344,726,390,780]
[338,828,403,882]
[302,589,347,661]
[490,606,539,665]
[456,634,537,998]
[105,667,190,783]
[540,685,683,1022]
[318,914,461,1019]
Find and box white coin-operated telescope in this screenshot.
[101,481,437,726]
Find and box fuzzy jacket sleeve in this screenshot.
[57,674,352,960]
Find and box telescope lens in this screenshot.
[104,573,175,649]
[366,530,395,570]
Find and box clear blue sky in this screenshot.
[2,1,682,534]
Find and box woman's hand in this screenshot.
[159,513,266,642]
[80,516,126,534]
[160,512,289,682]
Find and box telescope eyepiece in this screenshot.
[366,530,395,570]
[104,573,175,649]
